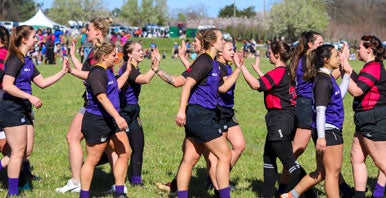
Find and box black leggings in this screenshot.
[262,140,306,197]
[127,128,144,178]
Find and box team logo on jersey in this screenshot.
[278,129,283,138]
[23,68,31,72]
[108,80,114,85]
[212,72,218,77]
[20,118,26,123]
[100,136,107,142]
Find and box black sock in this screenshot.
[354,190,365,198]
[263,165,277,197]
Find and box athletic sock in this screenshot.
[8,178,19,195]
[177,190,188,198]
[80,190,89,198]
[372,183,385,198]
[277,182,288,194]
[339,182,351,193]
[290,189,300,198]
[263,164,277,196]
[130,176,142,185]
[354,190,365,198]
[0,160,3,171]
[218,187,230,198]
[115,185,124,194]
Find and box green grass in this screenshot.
[0,48,381,197]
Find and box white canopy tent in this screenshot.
[20,9,61,29]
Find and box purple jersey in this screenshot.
[119,63,141,105]
[313,72,344,130]
[218,62,235,108]
[3,55,40,99]
[85,66,120,116]
[295,55,313,99]
[187,54,220,109]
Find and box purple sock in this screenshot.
[218,187,230,198]
[130,176,142,184]
[373,183,385,198]
[177,190,188,198]
[115,185,124,194]
[80,190,89,198]
[8,178,19,195]
[0,160,3,171]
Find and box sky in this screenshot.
[37,0,280,18]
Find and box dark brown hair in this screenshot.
[270,40,292,63]
[7,25,34,63]
[361,35,386,62]
[289,31,322,81]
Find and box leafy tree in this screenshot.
[218,3,238,18]
[268,0,329,42]
[218,3,256,18]
[48,0,109,25]
[0,0,37,21]
[120,0,168,27]
[112,8,121,18]
[177,13,187,22]
[239,6,256,18]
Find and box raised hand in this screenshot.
[70,40,76,57]
[178,40,187,58]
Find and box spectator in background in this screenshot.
[110,30,118,46]
[54,27,63,46]
[45,28,55,64]
[171,42,179,59]
[120,31,130,46]
[149,40,157,50]
[185,40,191,59]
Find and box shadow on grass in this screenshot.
[89,166,114,197]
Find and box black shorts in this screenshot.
[295,97,313,129]
[185,104,222,144]
[265,109,295,141]
[312,128,343,146]
[217,106,239,132]
[354,106,386,141]
[0,98,33,128]
[81,111,120,144]
[120,104,142,132]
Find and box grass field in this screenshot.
[0,39,381,197]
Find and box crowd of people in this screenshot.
[0,17,386,198]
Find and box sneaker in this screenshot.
[105,185,128,194]
[155,182,171,193]
[18,182,31,191]
[55,179,81,193]
[280,193,293,198]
